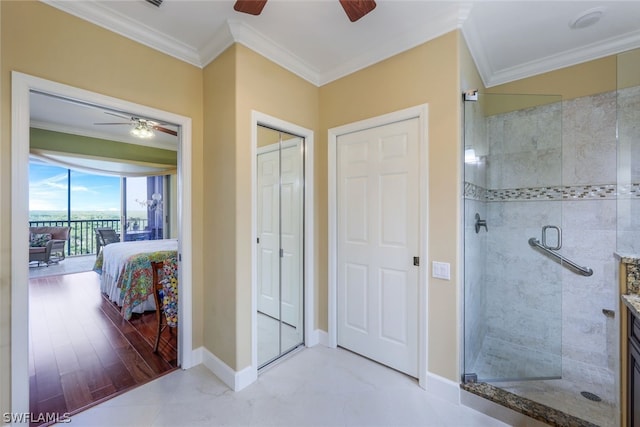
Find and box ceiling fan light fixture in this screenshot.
[131,122,154,139]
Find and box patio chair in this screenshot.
[95,227,120,255]
[29,226,71,266]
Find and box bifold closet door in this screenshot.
[257,148,281,320]
[256,126,304,367]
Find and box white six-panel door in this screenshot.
[337,118,420,377]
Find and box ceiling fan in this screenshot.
[95,112,178,138]
[234,0,376,22]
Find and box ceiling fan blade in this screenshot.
[339,0,376,22]
[233,0,267,15]
[104,111,134,120]
[152,125,178,137]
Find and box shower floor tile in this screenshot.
[469,336,616,427]
[469,336,561,380]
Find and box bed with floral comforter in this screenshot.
[94,239,178,325]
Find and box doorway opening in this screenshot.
[11,72,194,416]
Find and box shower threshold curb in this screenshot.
[460,382,598,427]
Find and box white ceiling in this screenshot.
[30,91,179,150]
[30,91,179,175]
[32,0,640,146]
[44,0,640,88]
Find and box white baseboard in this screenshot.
[308,329,329,347]
[190,346,204,365]
[425,372,461,405]
[195,346,257,391]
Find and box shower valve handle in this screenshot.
[475,213,487,234]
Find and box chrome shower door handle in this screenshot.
[542,225,562,250]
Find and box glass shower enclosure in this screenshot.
[463,92,564,383]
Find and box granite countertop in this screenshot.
[615,252,640,264]
[623,294,640,318]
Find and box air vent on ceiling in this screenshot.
[146,0,163,7]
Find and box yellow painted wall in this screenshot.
[618,48,640,90]
[201,44,319,370]
[460,35,486,98]
[489,56,617,99]
[5,1,633,410]
[202,45,238,368]
[0,1,204,414]
[319,31,462,381]
[487,56,617,115]
[235,44,319,369]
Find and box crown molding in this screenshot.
[462,3,640,89]
[42,0,472,87]
[483,28,640,87]
[43,0,203,68]
[45,1,638,89]
[460,10,494,89]
[199,21,236,69]
[226,20,322,86]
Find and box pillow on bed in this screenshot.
[30,233,52,247]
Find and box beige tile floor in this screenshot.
[64,346,509,427]
[38,258,598,425]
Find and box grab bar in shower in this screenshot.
[528,237,593,277]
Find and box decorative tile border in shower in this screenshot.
[464,182,487,201]
[618,183,640,198]
[463,182,631,202]
[488,184,617,201]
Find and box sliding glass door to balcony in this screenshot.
[29,160,169,256]
[123,176,165,242]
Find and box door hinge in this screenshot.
[413,256,419,266]
[280,248,284,258]
[257,237,260,244]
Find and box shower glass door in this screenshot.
[256,125,304,368]
[463,92,563,382]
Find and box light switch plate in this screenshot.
[432,261,451,280]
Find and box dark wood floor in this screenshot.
[29,271,177,426]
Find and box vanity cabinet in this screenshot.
[629,311,640,427]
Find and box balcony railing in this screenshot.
[29,219,158,256]
[29,219,123,256]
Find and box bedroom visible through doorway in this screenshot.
[11,71,195,418]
